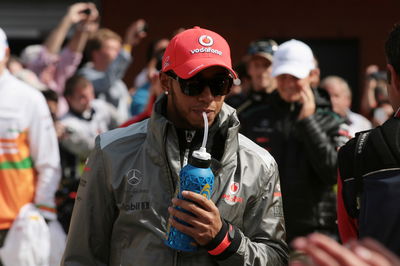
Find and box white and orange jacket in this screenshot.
[0,70,61,229]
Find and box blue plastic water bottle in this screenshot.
[165,113,214,252]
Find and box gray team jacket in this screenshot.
[62,97,288,266]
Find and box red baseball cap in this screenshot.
[162,26,237,79]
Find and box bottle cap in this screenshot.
[189,147,211,168]
[192,147,211,160]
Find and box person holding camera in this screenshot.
[78,19,147,122]
[21,2,99,117]
[360,64,393,123]
[128,38,170,117]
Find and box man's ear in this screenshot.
[159,72,171,94]
[387,64,400,93]
[310,67,320,79]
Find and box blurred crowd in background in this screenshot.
[0,2,397,265]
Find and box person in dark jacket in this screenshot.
[337,23,400,255]
[240,39,348,244]
[225,39,278,111]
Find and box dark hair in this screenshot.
[146,38,168,71]
[247,39,278,56]
[42,89,58,103]
[385,24,400,75]
[64,74,91,97]
[145,38,164,62]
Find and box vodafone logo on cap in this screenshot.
[199,35,214,47]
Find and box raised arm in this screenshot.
[44,2,94,55]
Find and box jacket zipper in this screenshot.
[174,130,194,266]
[182,130,195,167]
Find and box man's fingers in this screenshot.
[171,198,212,223]
[347,240,395,266]
[360,238,400,264]
[168,206,207,229]
[298,90,306,103]
[292,236,342,266]
[307,233,367,266]
[181,191,214,211]
[169,217,197,239]
[351,246,390,266]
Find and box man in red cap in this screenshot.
[62,27,288,266]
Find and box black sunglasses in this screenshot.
[166,71,233,97]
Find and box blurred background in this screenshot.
[2,0,399,111]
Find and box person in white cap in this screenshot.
[62,26,288,266]
[0,28,61,264]
[240,39,349,244]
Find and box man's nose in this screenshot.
[198,86,214,102]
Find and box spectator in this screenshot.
[321,75,372,138]
[225,39,278,110]
[57,74,121,233]
[7,55,46,90]
[60,74,121,160]
[337,23,400,255]
[360,64,390,120]
[371,100,394,126]
[79,19,147,121]
[120,38,169,127]
[42,88,60,121]
[62,26,288,265]
[120,62,164,127]
[21,2,99,117]
[0,28,61,264]
[41,88,80,234]
[130,37,169,116]
[240,39,348,244]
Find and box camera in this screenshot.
[81,8,91,15]
[138,23,148,34]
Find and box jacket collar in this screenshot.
[147,95,240,170]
